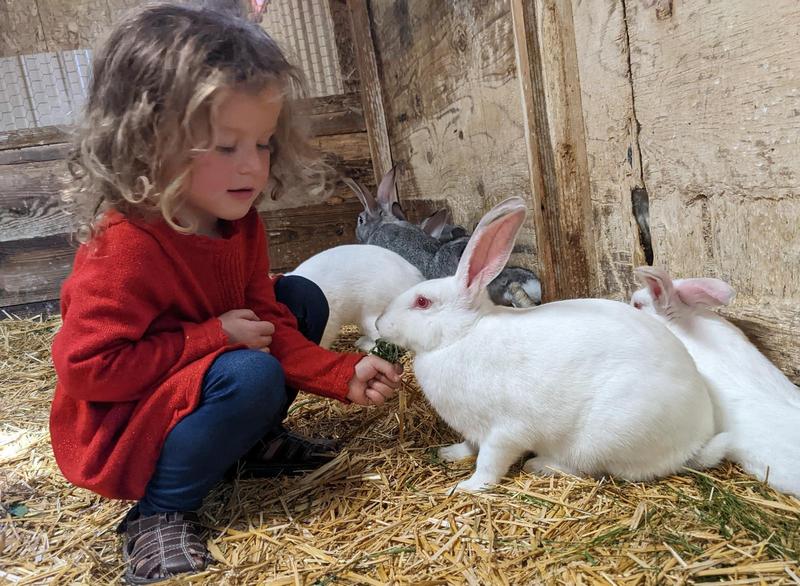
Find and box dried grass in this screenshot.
[1,315,799,585]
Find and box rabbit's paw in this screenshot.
[522,456,576,477]
[438,441,477,462]
[452,476,494,494]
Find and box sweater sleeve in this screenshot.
[244,215,362,401]
[51,226,228,403]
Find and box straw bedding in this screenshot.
[1,315,798,585]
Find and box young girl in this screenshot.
[50,3,402,583]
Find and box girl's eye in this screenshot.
[216,145,236,154]
[414,295,432,309]
[257,137,276,153]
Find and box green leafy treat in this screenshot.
[369,338,406,363]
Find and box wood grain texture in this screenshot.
[623,0,800,381]
[625,0,800,300]
[347,0,394,184]
[570,0,646,300]
[0,0,48,56]
[369,0,538,272]
[511,0,595,300]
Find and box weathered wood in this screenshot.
[622,0,800,380]
[569,0,646,300]
[0,143,71,166]
[0,299,61,320]
[0,233,76,307]
[625,0,800,300]
[0,127,72,151]
[301,92,366,136]
[510,0,595,300]
[369,1,537,273]
[0,159,70,242]
[347,0,394,184]
[327,0,360,93]
[0,0,49,56]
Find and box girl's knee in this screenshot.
[206,350,287,417]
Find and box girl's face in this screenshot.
[181,85,283,236]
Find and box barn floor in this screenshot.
[1,316,799,585]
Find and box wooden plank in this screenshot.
[369,1,538,273]
[625,0,800,301]
[510,0,595,300]
[346,0,394,184]
[0,233,76,307]
[301,92,366,136]
[0,299,61,320]
[0,127,72,151]
[569,0,646,300]
[0,0,49,56]
[0,158,70,242]
[327,0,360,93]
[0,143,71,165]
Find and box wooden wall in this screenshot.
[368,0,799,383]
[572,0,800,381]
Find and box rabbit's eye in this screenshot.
[358,215,365,225]
[414,295,432,309]
[633,301,642,310]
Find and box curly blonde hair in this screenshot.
[64,1,336,241]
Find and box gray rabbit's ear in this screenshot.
[343,177,378,216]
[376,165,399,210]
[420,209,449,238]
[391,202,407,221]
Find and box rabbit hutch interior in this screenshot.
[1,0,799,584]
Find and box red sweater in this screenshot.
[50,208,362,500]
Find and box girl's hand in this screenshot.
[219,309,275,351]
[347,355,403,406]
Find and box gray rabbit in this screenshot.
[346,168,542,307]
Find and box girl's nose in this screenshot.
[238,146,265,174]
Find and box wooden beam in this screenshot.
[346,0,394,184]
[511,0,596,301]
[327,0,360,93]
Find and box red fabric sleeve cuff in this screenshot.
[181,318,229,361]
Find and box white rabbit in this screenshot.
[376,197,725,492]
[289,245,424,351]
[631,267,800,497]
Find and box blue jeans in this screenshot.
[137,276,328,516]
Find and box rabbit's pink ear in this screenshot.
[457,197,527,299]
[675,278,735,307]
[376,165,398,209]
[633,266,676,312]
[420,209,449,238]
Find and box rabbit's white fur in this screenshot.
[631,267,800,497]
[289,245,424,350]
[376,198,722,492]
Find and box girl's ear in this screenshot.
[675,278,735,307]
[376,165,398,210]
[455,197,527,301]
[633,266,676,312]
